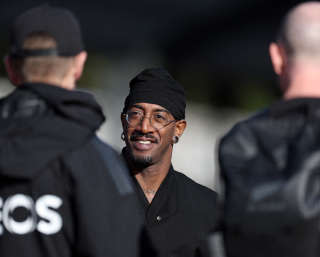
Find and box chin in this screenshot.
[125,146,154,169]
[135,155,153,167]
[130,152,153,169]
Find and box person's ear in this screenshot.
[4,55,22,86]
[174,120,186,139]
[269,42,286,75]
[120,113,129,142]
[73,51,87,81]
[120,113,127,129]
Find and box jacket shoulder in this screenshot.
[221,108,269,144]
[218,108,270,163]
[174,170,217,206]
[64,136,134,196]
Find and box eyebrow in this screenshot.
[131,104,169,113]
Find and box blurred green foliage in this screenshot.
[175,65,280,111]
[77,53,110,89]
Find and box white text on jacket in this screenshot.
[0,194,63,235]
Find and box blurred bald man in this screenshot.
[218,2,320,257]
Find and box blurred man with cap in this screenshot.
[0,4,146,257]
[121,68,218,257]
[218,2,320,257]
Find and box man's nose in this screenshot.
[139,116,155,133]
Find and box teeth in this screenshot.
[138,141,151,144]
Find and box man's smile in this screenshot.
[130,135,158,151]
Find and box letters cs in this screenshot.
[0,194,63,235]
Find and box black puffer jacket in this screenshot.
[219,98,320,257]
[0,83,145,257]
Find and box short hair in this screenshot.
[277,2,320,60]
[10,32,75,82]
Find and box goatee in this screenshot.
[132,155,153,169]
[123,147,153,170]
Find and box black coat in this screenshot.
[133,166,218,257]
[0,83,146,257]
[219,98,320,257]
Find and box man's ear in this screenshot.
[4,55,22,86]
[120,113,129,142]
[269,42,286,75]
[120,113,127,128]
[121,113,130,134]
[174,120,186,138]
[73,51,87,81]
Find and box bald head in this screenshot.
[279,1,320,60]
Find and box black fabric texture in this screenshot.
[123,68,186,120]
[0,83,104,179]
[0,83,148,257]
[10,4,84,57]
[132,165,218,257]
[219,97,320,257]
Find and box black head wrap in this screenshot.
[122,68,186,120]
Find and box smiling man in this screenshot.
[121,68,218,257]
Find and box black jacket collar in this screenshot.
[0,83,105,179]
[19,83,105,130]
[269,97,320,118]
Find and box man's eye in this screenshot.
[154,113,166,121]
[129,111,141,116]
[128,111,142,119]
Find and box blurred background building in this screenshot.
[0,0,304,190]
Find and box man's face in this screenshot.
[122,102,183,168]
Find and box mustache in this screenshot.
[130,131,158,143]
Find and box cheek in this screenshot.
[159,128,175,144]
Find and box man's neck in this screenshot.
[26,77,75,90]
[132,157,171,203]
[284,63,320,99]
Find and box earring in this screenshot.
[173,136,179,144]
[121,132,125,141]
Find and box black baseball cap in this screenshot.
[9,4,84,57]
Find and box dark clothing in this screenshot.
[0,83,145,257]
[133,166,218,257]
[219,98,320,257]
